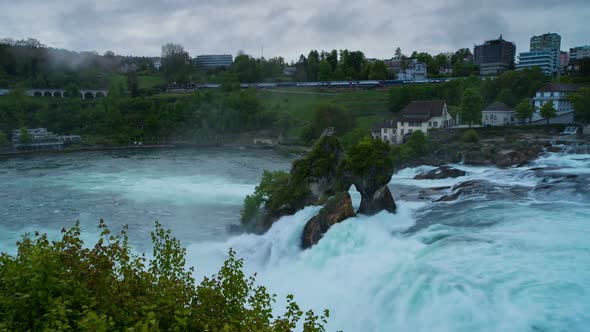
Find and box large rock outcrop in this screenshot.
[344,137,396,215]
[241,135,396,234]
[301,192,355,249]
[289,135,348,206]
[355,184,396,215]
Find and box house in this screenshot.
[384,58,402,74]
[531,83,581,124]
[372,120,397,144]
[283,66,296,76]
[153,59,162,70]
[12,128,61,150]
[253,130,282,146]
[482,102,515,126]
[397,59,427,81]
[376,100,455,144]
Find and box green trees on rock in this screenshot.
[242,135,397,233]
[540,101,557,125]
[514,99,535,124]
[0,221,330,331]
[461,88,483,128]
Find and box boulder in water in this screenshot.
[301,192,355,249]
[414,166,466,180]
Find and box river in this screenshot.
[1,147,589,331]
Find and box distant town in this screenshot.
[0,31,589,153]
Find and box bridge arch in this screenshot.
[95,91,105,98]
[44,91,52,97]
[53,91,62,98]
[33,91,43,97]
[84,91,95,100]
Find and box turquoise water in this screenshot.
[1,148,589,331]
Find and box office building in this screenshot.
[474,35,516,75]
[193,54,233,69]
[516,50,558,75]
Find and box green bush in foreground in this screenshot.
[0,221,329,331]
[461,129,479,143]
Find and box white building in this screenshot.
[482,102,515,126]
[517,50,558,75]
[397,59,427,81]
[570,45,590,62]
[531,83,581,124]
[376,100,455,144]
[283,66,296,76]
[153,59,162,70]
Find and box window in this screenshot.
[485,115,489,120]
[408,121,422,127]
[408,129,413,134]
[401,129,404,135]
[433,121,438,127]
[429,121,432,127]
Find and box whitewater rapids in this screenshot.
[1,148,589,331]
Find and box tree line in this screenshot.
[0,86,280,145]
[0,38,158,89]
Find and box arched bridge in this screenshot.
[26,89,109,100]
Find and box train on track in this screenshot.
[166,78,452,93]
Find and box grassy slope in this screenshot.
[259,88,391,137]
[108,74,167,90]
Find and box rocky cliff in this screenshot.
[242,135,396,236]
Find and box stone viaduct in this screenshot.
[25,89,109,100]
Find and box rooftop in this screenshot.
[399,100,446,118]
[483,102,513,112]
[538,83,582,92]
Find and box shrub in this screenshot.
[405,130,427,155]
[461,129,479,143]
[0,221,329,331]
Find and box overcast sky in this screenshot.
[1,0,589,61]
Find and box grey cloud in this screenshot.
[0,0,588,60]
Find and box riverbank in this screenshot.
[0,142,311,160]
[0,144,177,159]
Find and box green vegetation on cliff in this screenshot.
[241,135,343,226]
[344,137,393,183]
[0,221,329,331]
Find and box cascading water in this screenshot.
[1,148,589,331]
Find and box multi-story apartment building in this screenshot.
[516,50,558,75]
[517,33,562,75]
[569,45,590,62]
[530,33,561,52]
[474,35,516,76]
